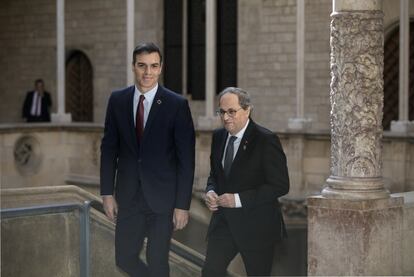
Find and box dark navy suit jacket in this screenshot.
[100,85,195,214]
[22,91,52,122]
[206,120,289,250]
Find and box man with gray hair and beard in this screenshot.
[203,87,289,276]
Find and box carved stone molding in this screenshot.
[14,136,42,176]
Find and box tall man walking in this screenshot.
[100,42,195,277]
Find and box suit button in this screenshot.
[138,159,142,163]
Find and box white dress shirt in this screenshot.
[222,119,249,208]
[133,84,158,127]
[208,119,250,208]
[30,91,42,116]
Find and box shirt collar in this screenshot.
[134,84,158,103]
[230,119,250,140]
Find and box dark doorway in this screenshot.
[66,51,93,122]
[164,0,237,100]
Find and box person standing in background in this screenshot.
[22,79,52,122]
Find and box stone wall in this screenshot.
[238,0,331,131]
[0,0,163,124]
[1,185,202,277]
[0,0,57,123]
[2,212,81,276]
[0,124,102,189]
[1,0,412,132]
[1,125,412,200]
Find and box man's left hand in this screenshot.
[173,208,189,231]
[218,193,236,208]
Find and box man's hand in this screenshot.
[173,208,189,231]
[102,195,118,222]
[218,193,236,208]
[205,191,219,211]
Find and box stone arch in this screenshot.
[65,50,94,122]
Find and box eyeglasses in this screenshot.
[216,107,243,117]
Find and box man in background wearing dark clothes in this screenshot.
[22,79,52,122]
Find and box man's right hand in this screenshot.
[205,191,219,211]
[102,195,118,222]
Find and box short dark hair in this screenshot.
[132,42,163,65]
[34,79,44,85]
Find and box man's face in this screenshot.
[132,52,162,93]
[219,93,250,135]
[35,82,44,93]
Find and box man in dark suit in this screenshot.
[22,79,52,122]
[100,42,195,277]
[202,87,289,276]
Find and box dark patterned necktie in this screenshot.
[223,136,237,177]
[136,95,145,141]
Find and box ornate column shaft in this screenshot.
[322,0,389,199]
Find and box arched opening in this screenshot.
[383,21,414,130]
[66,50,93,122]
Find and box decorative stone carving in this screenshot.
[14,136,42,176]
[330,11,383,178]
[324,10,389,199]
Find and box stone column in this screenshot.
[308,1,404,275]
[390,0,414,133]
[198,0,220,129]
[126,0,135,86]
[322,0,389,200]
[51,0,71,123]
[288,0,312,130]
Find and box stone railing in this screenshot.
[1,123,413,216]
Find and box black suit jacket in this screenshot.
[22,91,52,122]
[206,120,289,250]
[100,85,195,214]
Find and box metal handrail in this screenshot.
[1,201,97,277]
[1,200,206,275]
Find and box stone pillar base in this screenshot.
[288,118,312,130]
[322,176,390,200]
[51,113,72,123]
[197,115,221,130]
[308,196,404,276]
[390,120,414,133]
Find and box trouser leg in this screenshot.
[145,212,174,277]
[240,244,275,276]
[202,217,238,277]
[115,211,148,277]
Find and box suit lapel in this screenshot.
[142,86,164,143]
[229,120,257,174]
[125,86,139,154]
[215,129,228,175]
